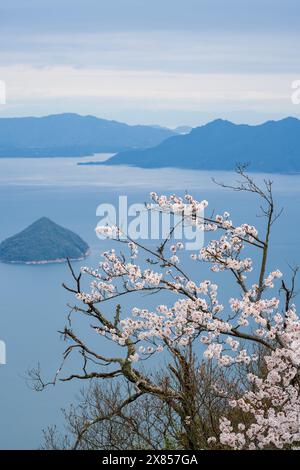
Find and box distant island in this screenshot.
[0,217,89,264]
[0,113,176,158]
[173,125,193,135]
[88,117,300,173]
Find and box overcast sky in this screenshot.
[0,0,300,126]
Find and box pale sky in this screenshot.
[0,0,300,127]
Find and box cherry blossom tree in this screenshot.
[35,166,300,450]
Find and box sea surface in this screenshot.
[0,154,300,449]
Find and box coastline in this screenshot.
[0,249,91,265]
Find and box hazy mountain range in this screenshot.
[1,114,300,173]
[100,117,300,173]
[0,113,176,157]
[151,124,193,134]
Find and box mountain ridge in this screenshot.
[98,117,300,173]
[0,113,176,157]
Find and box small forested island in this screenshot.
[0,217,89,264]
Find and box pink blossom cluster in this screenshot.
[219,347,300,449]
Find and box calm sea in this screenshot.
[0,154,300,448]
